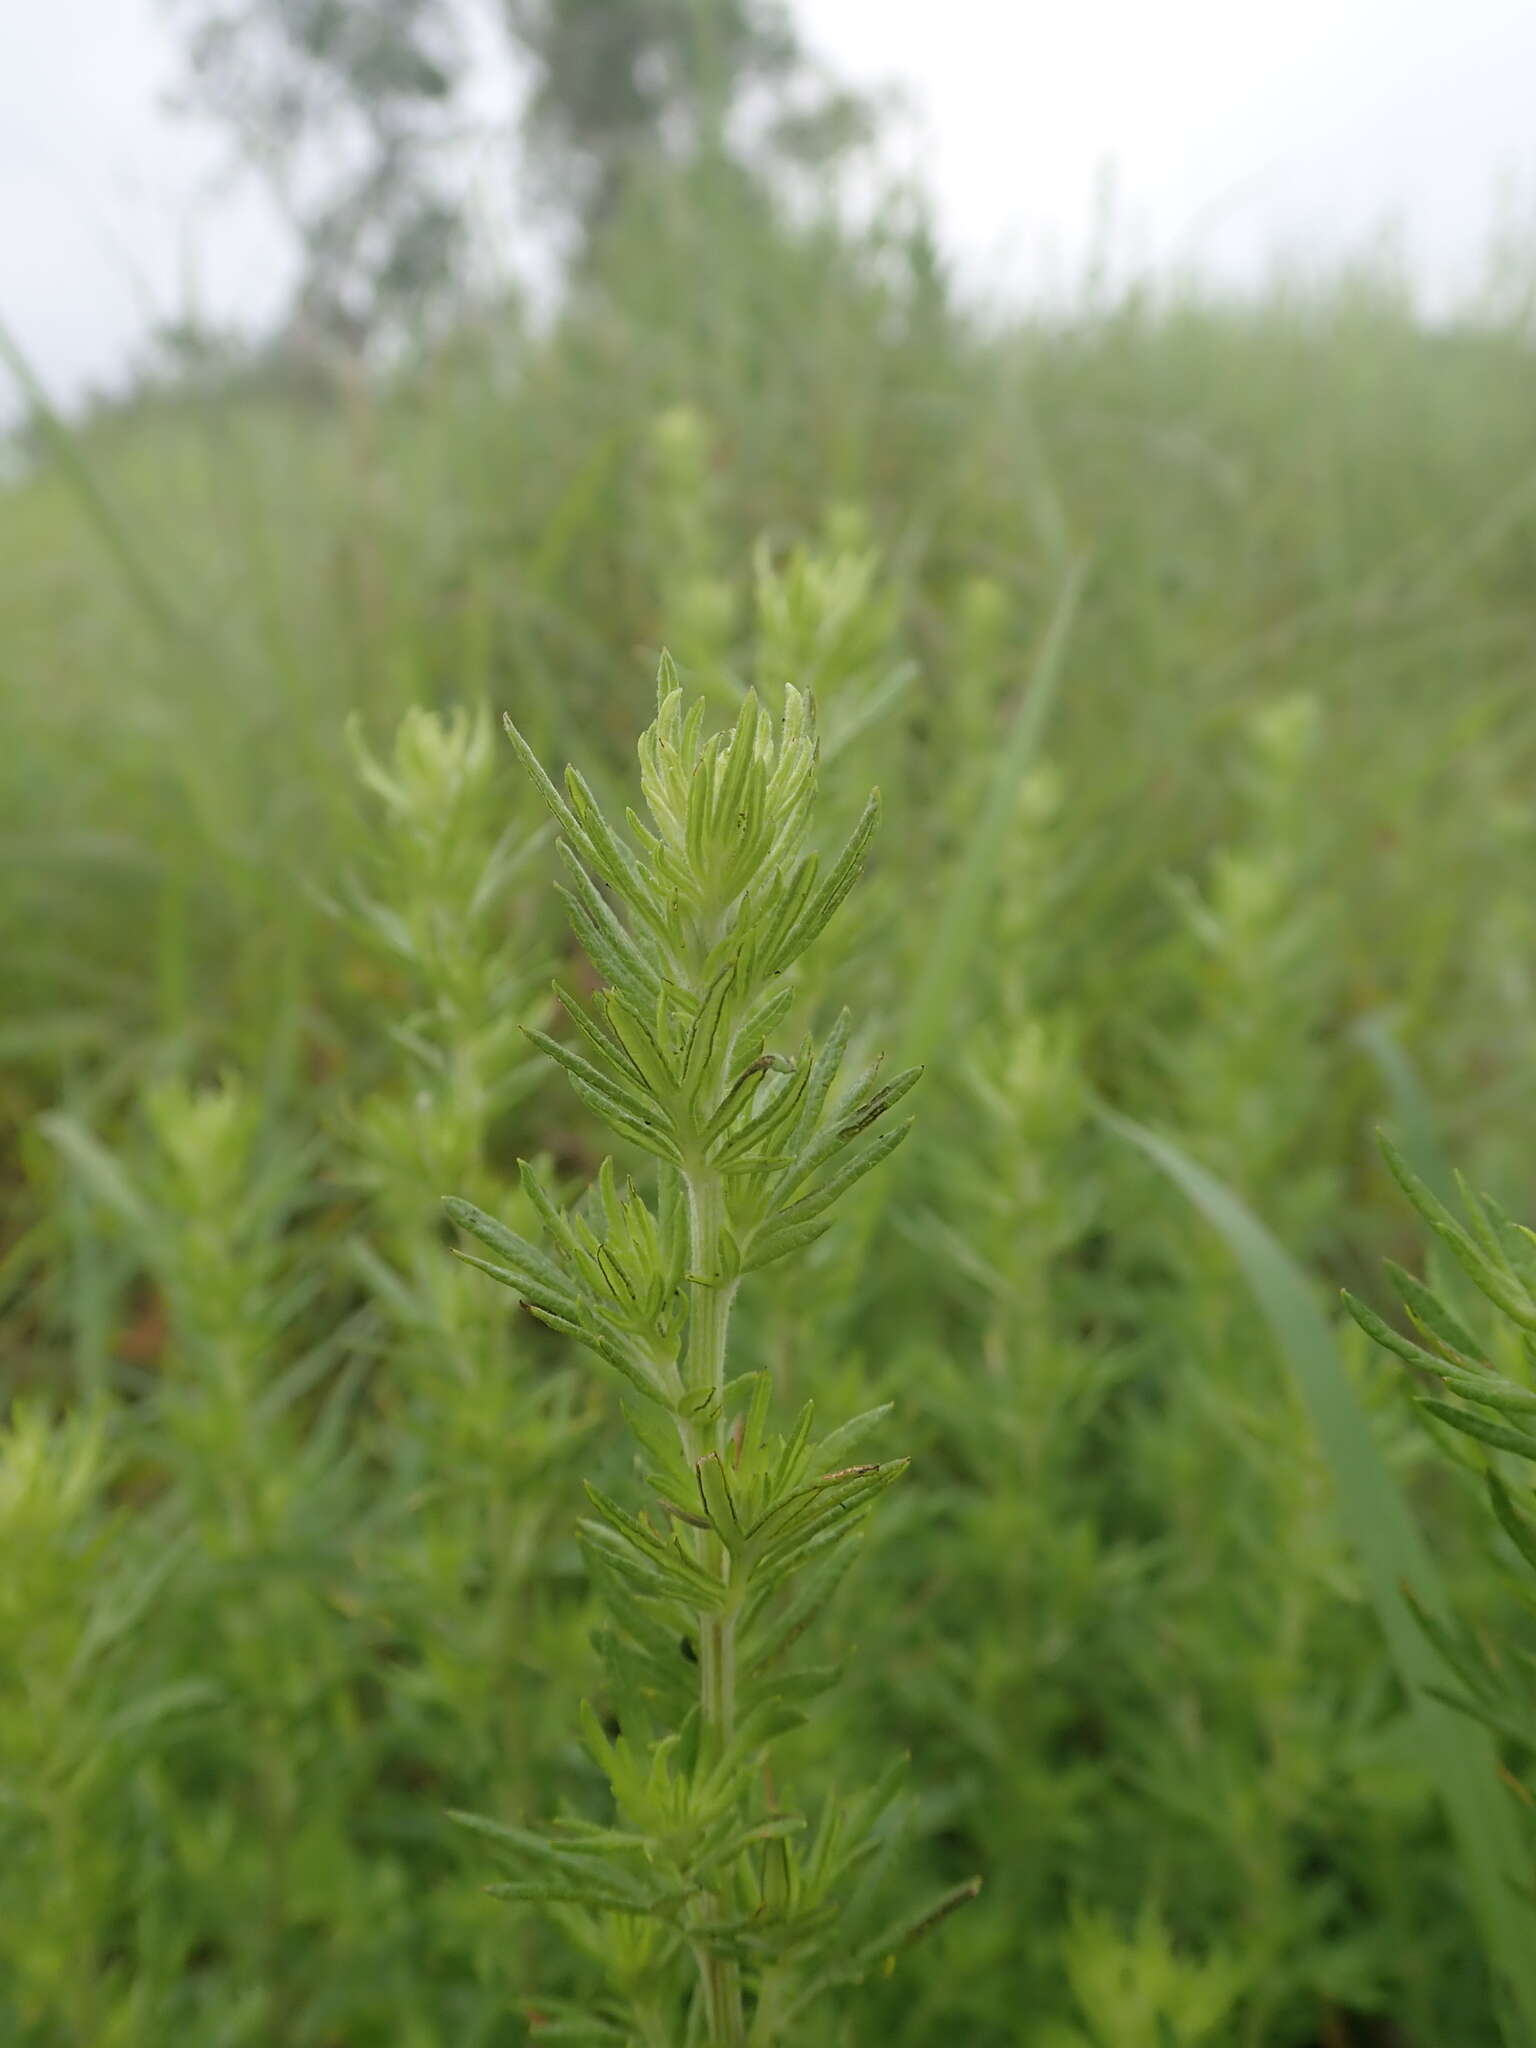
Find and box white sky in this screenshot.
[3,0,1536,412]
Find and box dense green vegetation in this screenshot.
[7,163,1536,2045]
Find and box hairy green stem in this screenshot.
[682,1168,746,2047]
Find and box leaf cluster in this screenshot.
[1347,1136,1536,1763]
[443,672,955,2041]
[451,673,918,1410]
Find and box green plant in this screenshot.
[17,164,1536,2044]
[1035,1902,1248,2048]
[46,1078,382,2032]
[337,701,593,1855]
[1164,691,1341,1233]
[1116,1116,1536,2040]
[1348,1137,1536,2034]
[447,666,975,2043]
[0,1401,204,2048]
[647,407,737,690]
[751,513,911,769]
[341,699,553,1221]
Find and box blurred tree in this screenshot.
[167,0,471,347]
[504,0,876,240]
[163,0,880,344]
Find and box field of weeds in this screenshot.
[7,172,1536,2045]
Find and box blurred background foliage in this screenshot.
[6,3,1536,2043]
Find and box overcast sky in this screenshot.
[4,0,1536,412]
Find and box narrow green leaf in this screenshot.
[448,1247,585,1323]
[1385,1260,1484,1363]
[1340,1290,1449,1378]
[1425,1362,1536,1417]
[565,1076,684,1167]
[740,1218,833,1275]
[814,1403,895,1470]
[443,1196,578,1302]
[1488,1474,1536,1577]
[850,1876,984,1974]
[526,1026,660,1126]
[1419,1400,1536,1461]
[1380,1134,1536,1332]
[773,1119,914,1228]
[695,1453,744,1550]
[771,790,881,971]
[503,715,584,842]
[41,1113,151,1231]
[524,1305,671,1406]
[1105,1109,1536,2037]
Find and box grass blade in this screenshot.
[1105,1109,1536,2042]
[1354,1010,1457,1204]
[0,311,189,646]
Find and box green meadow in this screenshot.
[7,170,1536,2044]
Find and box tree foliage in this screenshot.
[162,0,878,339]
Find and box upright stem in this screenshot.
[682,1167,747,2047]
[684,1174,735,1447]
